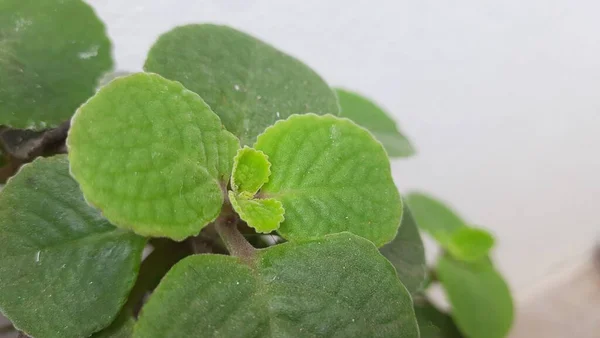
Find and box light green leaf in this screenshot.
[380,203,427,295]
[414,301,463,338]
[229,191,284,233]
[335,88,415,158]
[231,146,271,195]
[67,73,239,241]
[254,114,402,247]
[405,192,465,246]
[144,24,340,145]
[406,192,495,262]
[0,156,146,338]
[134,232,419,338]
[0,0,113,129]
[437,256,513,338]
[447,227,495,262]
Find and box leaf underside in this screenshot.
[0,0,113,129]
[67,73,239,240]
[144,24,340,145]
[380,203,427,296]
[254,114,402,247]
[0,156,145,338]
[134,233,419,338]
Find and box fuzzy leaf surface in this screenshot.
[68,73,239,240]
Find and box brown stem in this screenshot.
[215,203,256,262]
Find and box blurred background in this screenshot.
[4,1,599,337]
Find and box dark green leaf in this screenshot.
[380,203,427,295]
[134,233,419,337]
[414,301,463,338]
[0,156,146,338]
[437,256,513,338]
[91,312,135,338]
[145,24,340,145]
[0,0,113,129]
[335,88,415,158]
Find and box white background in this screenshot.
[87,0,600,298]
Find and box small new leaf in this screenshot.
[134,233,419,338]
[229,191,284,233]
[145,24,340,145]
[68,73,240,241]
[437,256,513,338]
[335,88,415,158]
[447,227,495,262]
[0,0,113,129]
[0,156,145,338]
[406,192,495,261]
[231,146,271,195]
[254,114,403,247]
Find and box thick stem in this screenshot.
[215,204,256,262]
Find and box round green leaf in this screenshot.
[0,0,113,129]
[67,73,239,241]
[437,256,514,338]
[134,232,419,337]
[144,24,340,145]
[406,192,465,246]
[335,88,415,158]
[254,114,402,247]
[447,227,495,262]
[229,191,284,233]
[380,203,427,296]
[0,156,146,338]
[231,146,271,195]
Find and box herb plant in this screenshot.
[0,1,513,338]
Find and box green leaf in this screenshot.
[447,227,495,262]
[335,89,415,158]
[229,191,284,233]
[380,203,427,295]
[231,146,271,195]
[437,256,514,338]
[134,232,419,337]
[0,156,146,338]
[414,301,463,338]
[405,192,465,246]
[254,114,402,247]
[406,193,495,262]
[91,312,135,338]
[144,24,340,145]
[67,73,239,241]
[0,0,113,129]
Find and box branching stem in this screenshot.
[215,203,256,263]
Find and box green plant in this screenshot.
[0,1,513,337]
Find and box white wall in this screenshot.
[87,0,600,297]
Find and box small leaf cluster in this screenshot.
[0,1,513,338]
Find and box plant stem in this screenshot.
[215,203,256,262]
